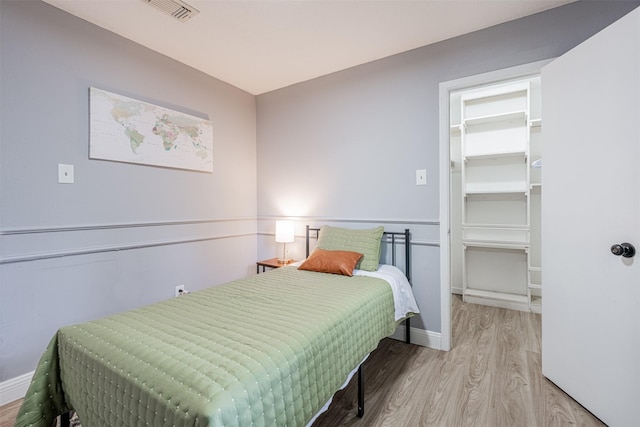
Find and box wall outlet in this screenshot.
[416,169,427,185]
[175,285,185,297]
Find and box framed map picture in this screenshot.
[89,87,213,172]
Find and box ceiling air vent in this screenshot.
[141,0,199,23]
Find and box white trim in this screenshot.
[293,232,440,248]
[0,232,256,265]
[0,371,33,405]
[463,289,530,312]
[0,217,256,235]
[463,295,529,312]
[390,325,442,350]
[257,216,440,226]
[438,59,555,353]
[439,80,452,351]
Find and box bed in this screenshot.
[15,225,418,427]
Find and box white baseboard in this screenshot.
[0,371,33,406]
[390,325,442,350]
[463,291,530,313]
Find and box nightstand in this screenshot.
[256,258,295,274]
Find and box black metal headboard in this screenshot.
[305,225,411,281]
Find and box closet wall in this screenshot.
[450,76,542,312]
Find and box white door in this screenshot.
[542,7,640,427]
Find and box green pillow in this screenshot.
[316,225,384,271]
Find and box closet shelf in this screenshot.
[462,223,529,229]
[463,110,527,127]
[461,84,529,102]
[464,187,528,195]
[462,225,529,245]
[464,150,526,161]
[463,240,529,250]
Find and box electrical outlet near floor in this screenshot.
[175,285,185,297]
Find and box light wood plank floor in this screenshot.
[1,296,604,427]
[314,296,604,427]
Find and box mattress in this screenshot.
[16,265,400,427]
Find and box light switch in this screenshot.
[416,169,427,186]
[58,164,74,184]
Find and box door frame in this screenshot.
[438,59,553,351]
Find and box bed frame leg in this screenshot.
[357,365,364,418]
[60,412,71,427]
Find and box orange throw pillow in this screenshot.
[298,249,364,276]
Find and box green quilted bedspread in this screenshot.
[15,266,397,427]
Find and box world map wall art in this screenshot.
[89,87,213,172]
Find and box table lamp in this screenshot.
[275,220,295,264]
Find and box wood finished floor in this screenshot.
[314,296,604,427]
[1,296,604,427]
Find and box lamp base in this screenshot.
[277,258,294,265]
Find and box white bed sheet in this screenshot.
[290,261,420,321]
[354,264,420,320]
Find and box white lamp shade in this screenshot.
[275,220,295,243]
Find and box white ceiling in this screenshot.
[42,0,574,95]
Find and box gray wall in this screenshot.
[0,1,257,382]
[2,0,639,385]
[256,1,640,333]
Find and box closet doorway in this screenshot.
[438,60,551,350]
[450,75,541,312]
